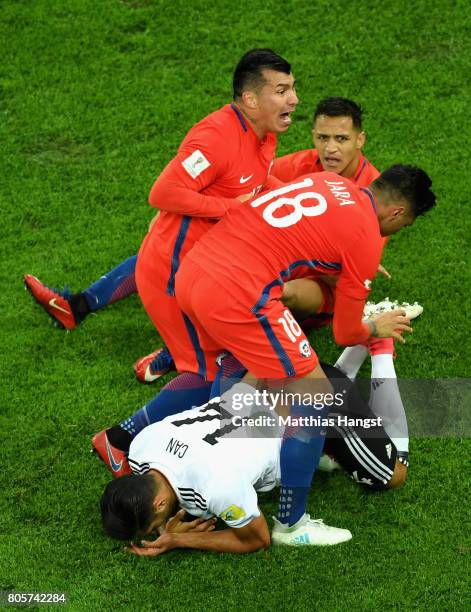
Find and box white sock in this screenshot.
[369,354,409,453]
[335,345,369,380]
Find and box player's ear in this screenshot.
[392,205,406,218]
[153,495,167,512]
[242,90,258,110]
[356,130,366,149]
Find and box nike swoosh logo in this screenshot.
[48,298,71,315]
[239,174,253,184]
[145,364,160,382]
[105,437,123,472]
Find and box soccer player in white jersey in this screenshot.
[100,383,353,553]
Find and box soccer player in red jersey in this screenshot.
[276,98,381,329]
[135,49,296,374]
[273,97,379,187]
[23,98,377,359]
[173,165,435,544]
[135,48,297,379]
[91,49,298,469]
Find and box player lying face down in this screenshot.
[100,365,340,555]
[100,358,411,555]
[100,395,278,555]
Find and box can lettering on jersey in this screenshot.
[166,437,189,459]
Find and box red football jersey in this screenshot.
[272,149,379,187]
[143,104,277,292]
[185,173,384,344]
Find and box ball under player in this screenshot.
[171,165,435,544]
[23,96,380,382]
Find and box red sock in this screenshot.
[368,337,394,356]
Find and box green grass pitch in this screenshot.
[1,0,470,609]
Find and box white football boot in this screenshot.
[272,513,352,546]
[363,297,423,321]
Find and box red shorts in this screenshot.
[175,259,319,380]
[136,231,210,378]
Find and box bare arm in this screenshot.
[129,514,270,556]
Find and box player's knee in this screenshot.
[281,281,297,309]
[386,459,408,489]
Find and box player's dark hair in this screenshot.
[313,97,363,130]
[233,49,291,99]
[372,165,436,217]
[100,474,158,541]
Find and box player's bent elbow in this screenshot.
[148,188,161,209]
[148,177,171,209]
[241,517,271,552]
[258,531,271,551]
[246,528,271,552]
[386,460,408,490]
[247,534,270,553]
[234,532,270,554]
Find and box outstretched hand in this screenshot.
[371,309,413,344]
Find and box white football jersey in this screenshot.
[128,397,281,528]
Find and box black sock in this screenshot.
[106,426,132,452]
[68,293,91,323]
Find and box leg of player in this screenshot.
[281,278,325,320]
[282,278,336,332]
[272,364,352,546]
[335,298,424,380]
[334,344,369,380]
[24,255,138,329]
[82,255,138,312]
[209,353,247,399]
[282,279,373,381]
[133,346,175,383]
[92,372,212,477]
[324,430,408,490]
[322,361,408,490]
[368,336,409,465]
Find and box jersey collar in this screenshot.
[360,187,378,212]
[229,103,275,147]
[354,155,368,182]
[230,103,248,132]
